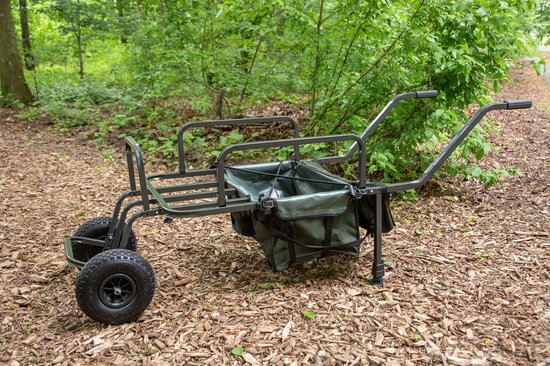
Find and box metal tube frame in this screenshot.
[66,92,532,287]
[177,116,301,173]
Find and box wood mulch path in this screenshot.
[0,59,548,365]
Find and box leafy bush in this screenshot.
[18,0,540,186]
[120,0,538,183]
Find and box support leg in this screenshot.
[369,193,384,286]
[109,209,164,249]
[107,191,138,241]
[105,200,143,250]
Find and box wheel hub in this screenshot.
[98,273,137,309]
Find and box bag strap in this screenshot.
[287,220,296,265]
[267,161,283,197]
[322,217,333,257]
[269,224,367,251]
[266,214,297,268]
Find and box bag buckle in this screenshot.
[259,197,275,210]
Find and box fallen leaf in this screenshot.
[242,352,260,365]
[282,320,293,341]
[175,277,195,287]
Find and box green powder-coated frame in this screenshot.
[65,93,532,284]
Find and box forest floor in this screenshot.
[0,58,549,366]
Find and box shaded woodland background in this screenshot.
[1,0,549,184]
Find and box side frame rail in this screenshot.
[125,136,150,210]
[177,116,301,174]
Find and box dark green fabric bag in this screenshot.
[225,161,393,272]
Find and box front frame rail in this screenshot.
[215,134,368,207]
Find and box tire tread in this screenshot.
[75,249,155,324]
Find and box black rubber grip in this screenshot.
[415,90,438,98]
[505,100,532,109]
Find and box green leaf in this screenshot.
[258,282,277,290]
[227,130,245,142]
[300,310,316,320]
[383,258,394,267]
[471,164,482,178]
[182,132,194,144]
[231,346,243,356]
[532,57,546,76]
[475,148,485,161]
[410,332,422,342]
[157,123,172,131]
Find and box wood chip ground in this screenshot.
[0,60,548,365]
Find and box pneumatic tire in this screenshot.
[75,249,156,325]
[73,216,137,262]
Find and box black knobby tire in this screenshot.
[75,249,156,325]
[73,216,137,262]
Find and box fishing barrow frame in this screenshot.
[64,90,531,324]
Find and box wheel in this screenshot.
[73,216,137,262]
[75,249,156,325]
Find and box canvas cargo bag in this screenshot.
[225,161,393,272]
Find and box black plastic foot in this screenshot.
[369,277,383,286]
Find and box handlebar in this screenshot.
[385,99,533,193]
[505,100,532,110]
[317,90,438,165]
[416,90,438,98]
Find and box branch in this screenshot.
[311,0,425,125]
[338,0,425,100]
[325,0,376,101]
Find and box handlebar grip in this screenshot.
[415,90,438,98]
[505,100,532,109]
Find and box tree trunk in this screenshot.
[75,0,84,80]
[309,0,324,117]
[0,0,33,105]
[215,89,226,120]
[18,0,35,70]
[115,0,127,43]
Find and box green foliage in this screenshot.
[535,0,550,42]
[258,282,277,290]
[230,346,244,356]
[468,164,511,188]
[300,309,316,320]
[15,0,539,185]
[38,79,121,106]
[0,94,25,108]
